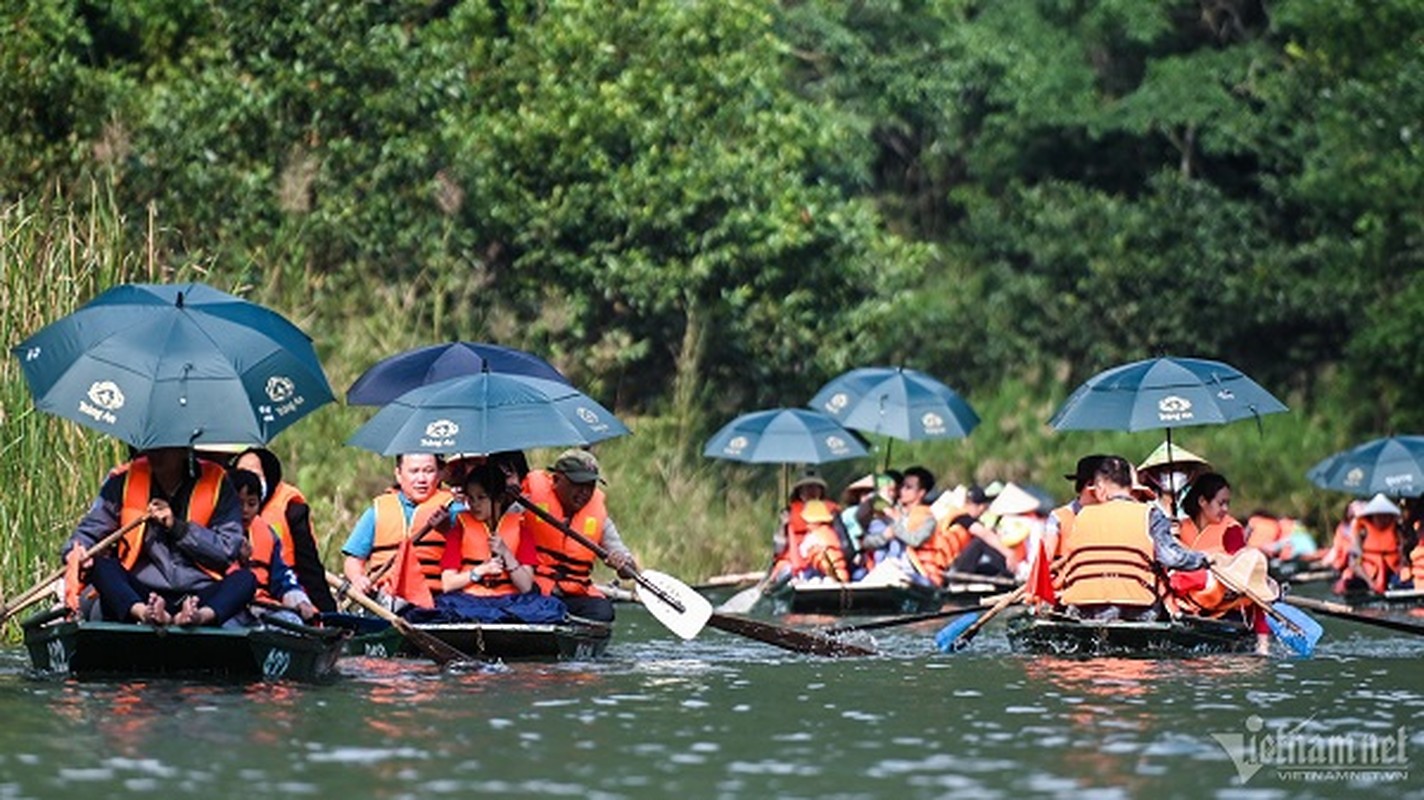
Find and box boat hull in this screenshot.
[779,582,943,615]
[1006,612,1256,658]
[336,616,613,661]
[22,614,346,682]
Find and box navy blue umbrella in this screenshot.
[1049,357,1287,433]
[1306,436,1424,498]
[347,373,628,456]
[347,342,569,406]
[12,283,334,448]
[703,408,869,465]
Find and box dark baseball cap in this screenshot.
[1064,454,1109,491]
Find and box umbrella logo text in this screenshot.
[921,412,946,435]
[265,376,306,418]
[79,380,125,425]
[1157,395,1194,422]
[724,435,749,455]
[1385,473,1414,490]
[1344,468,1365,488]
[825,435,851,455]
[576,406,609,432]
[421,419,460,449]
[824,392,849,413]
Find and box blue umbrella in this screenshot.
[1049,357,1287,433]
[703,408,869,465]
[809,366,979,441]
[1306,435,1424,498]
[346,341,569,406]
[12,283,333,448]
[347,373,628,456]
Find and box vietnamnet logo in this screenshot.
[421,419,459,449]
[1211,714,1410,784]
[1157,395,1194,423]
[723,435,749,455]
[79,380,124,425]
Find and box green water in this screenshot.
[1,611,1421,799]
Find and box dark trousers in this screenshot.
[950,537,1011,578]
[560,593,616,622]
[89,556,257,625]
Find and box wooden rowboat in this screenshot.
[329,613,613,661]
[1338,587,1424,609]
[22,608,347,682]
[775,580,944,615]
[1006,611,1256,658]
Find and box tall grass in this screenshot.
[1,194,1371,639]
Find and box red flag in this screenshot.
[1026,537,1056,606]
[381,537,434,608]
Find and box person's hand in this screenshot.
[605,550,637,578]
[296,601,318,622]
[148,499,175,529]
[238,538,254,564]
[348,573,373,597]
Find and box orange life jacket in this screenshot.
[117,457,226,579]
[907,506,953,586]
[1351,516,1402,593]
[1245,514,1283,552]
[799,522,850,582]
[243,515,282,604]
[1056,499,1161,607]
[369,489,453,591]
[938,515,975,562]
[1407,541,1424,588]
[259,481,306,566]
[523,470,608,597]
[1179,515,1243,555]
[450,510,526,597]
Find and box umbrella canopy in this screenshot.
[808,366,980,442]
[347,373,628,456]
[1049,357,1287,433]
[12,282,333,448]
[702,408,868,465]
[346,341,569,406]
[1306,435,1424,498]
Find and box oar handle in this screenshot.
[323,570,402,624]
[0,513,153,624]
[950,585,1027,650]
[510,490,686,613]
[1209,565,1302,635]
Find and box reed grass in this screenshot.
[1,192,1368,639]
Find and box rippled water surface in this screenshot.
[2,610,1422,799]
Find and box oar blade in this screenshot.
[638,569,712,640]
[1268,602,1323,656]
[716,583,764,614]
[934,611,983,652]
[707,613,876,657]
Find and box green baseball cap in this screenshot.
[550,449,602,484]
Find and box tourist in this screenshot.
[230,446,336,612]
[228,468,317,623]
[340,453,452,601]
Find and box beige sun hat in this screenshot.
[1213,548,1280,602]
[1358,492,1402,517]
[1137,441,1210,473]
[987,482,1041,517]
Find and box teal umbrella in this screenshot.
[1306,435,1424,498]
[703,408,868,465]
[809,366,979,468]
[347,372,629,456]
[12,283,334,448]
[1049,356,1287,433]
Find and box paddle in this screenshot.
[717,568,782,614]
[934,586,1027,652]
[515,492,872,656]
[826,590,1018,636]
[0,513,153,625]
[1209,565,1322,656]
[695,570,767,591]
[323,570,483,666]
[512,491,712,640]
[1284,595,1424,635]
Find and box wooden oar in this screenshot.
[943,570,1020,589]
[514,492,871,656]
[695,570,767,590]
[1209,565,1321,656]
[716,568,781,613]
[935,585,1027,652]
[827,589,1018,636]
[323,571,482,666]
[1284,595,1424,635]
[0,513,153,625]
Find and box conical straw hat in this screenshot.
[1138,441,1209,472]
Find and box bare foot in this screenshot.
[173,595,215,627]
[145,594,172,626]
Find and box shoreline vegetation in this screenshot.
[0,196,1368,639]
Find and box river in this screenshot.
[1,610,1421,799]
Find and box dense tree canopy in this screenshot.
[2,0,1421,432]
